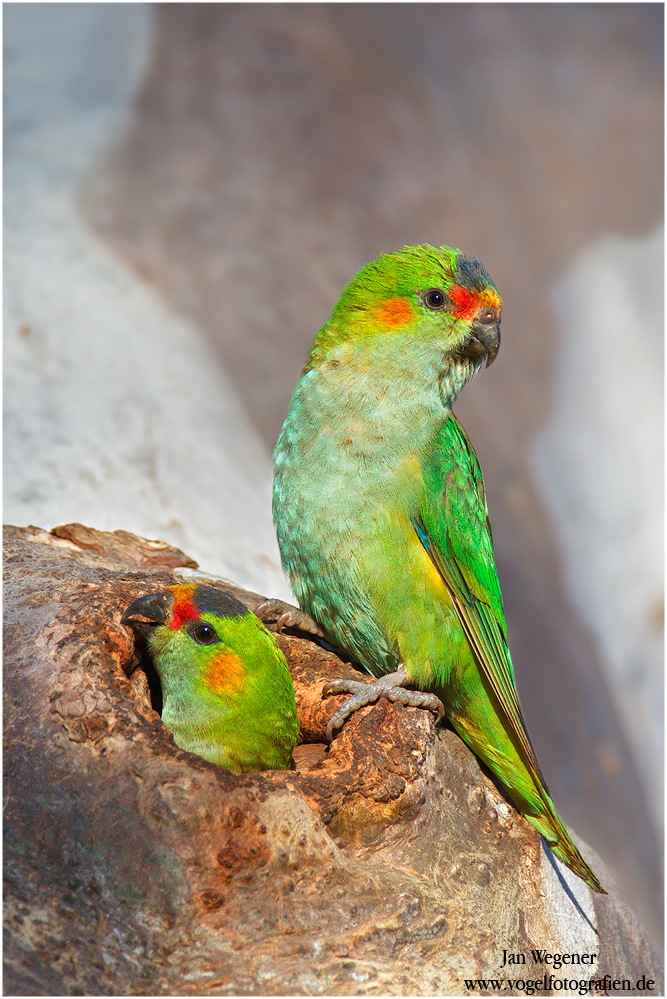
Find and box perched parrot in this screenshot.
[268,243,604,892]
[122,584,299,773]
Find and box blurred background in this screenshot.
[4,4,663,942]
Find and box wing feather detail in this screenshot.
[416,414,547,790]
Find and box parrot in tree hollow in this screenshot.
[122,584,299,772]
[268,243,604,892]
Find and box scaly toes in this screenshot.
[323,677,377,742]
[255,599,325,638]
[254,598,291,627]
[322,678,368,697]
[325,691,375,742]
[323,668,444,741]
[385,688,445,720]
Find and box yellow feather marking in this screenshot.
[394,456,451,600]
[204,651,247,697]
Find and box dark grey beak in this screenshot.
[122,591,173,630]
[466,318,501,367]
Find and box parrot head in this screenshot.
[304,244,501,405]
[122,584,299,772]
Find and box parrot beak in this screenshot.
[122,591,173,632]
[466,317,500,367]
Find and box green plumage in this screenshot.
[122,585,299,773]
[273,243,604,892]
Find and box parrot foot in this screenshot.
[254,598,327,639]
[323,666,444,742]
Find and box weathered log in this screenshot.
[3,526,661,996]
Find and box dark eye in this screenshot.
[189,622,219,645]
[423,288,448,311]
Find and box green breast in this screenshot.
[273,342,465,680]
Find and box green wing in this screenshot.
[416,413,547,787]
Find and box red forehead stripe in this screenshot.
[448,284,501,321]
[169,585,200,630]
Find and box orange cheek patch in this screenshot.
[373,297,417,329]
[204,651,247,697]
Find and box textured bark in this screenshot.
[50,523,199,570]
[3,526,661,996]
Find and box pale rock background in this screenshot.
[4,3,290,598]
[533,229,664,836]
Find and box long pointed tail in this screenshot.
[451,714,606,893]
[447,692,606,893]
[526,798,606,894]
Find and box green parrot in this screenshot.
[122,584,299,772]
[269,243,604,893]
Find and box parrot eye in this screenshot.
[188,622,219,645]
[422,288,448,311]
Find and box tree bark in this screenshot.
[4,525,661,996]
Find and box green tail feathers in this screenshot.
[526,800,606,894]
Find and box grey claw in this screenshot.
[255,599,326,638]
[275,612,293,633]
[325,687,377,742]
[322,678,367,697]
[255,598,291,629]
[385,689,445,720]
[323,667,444,742]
